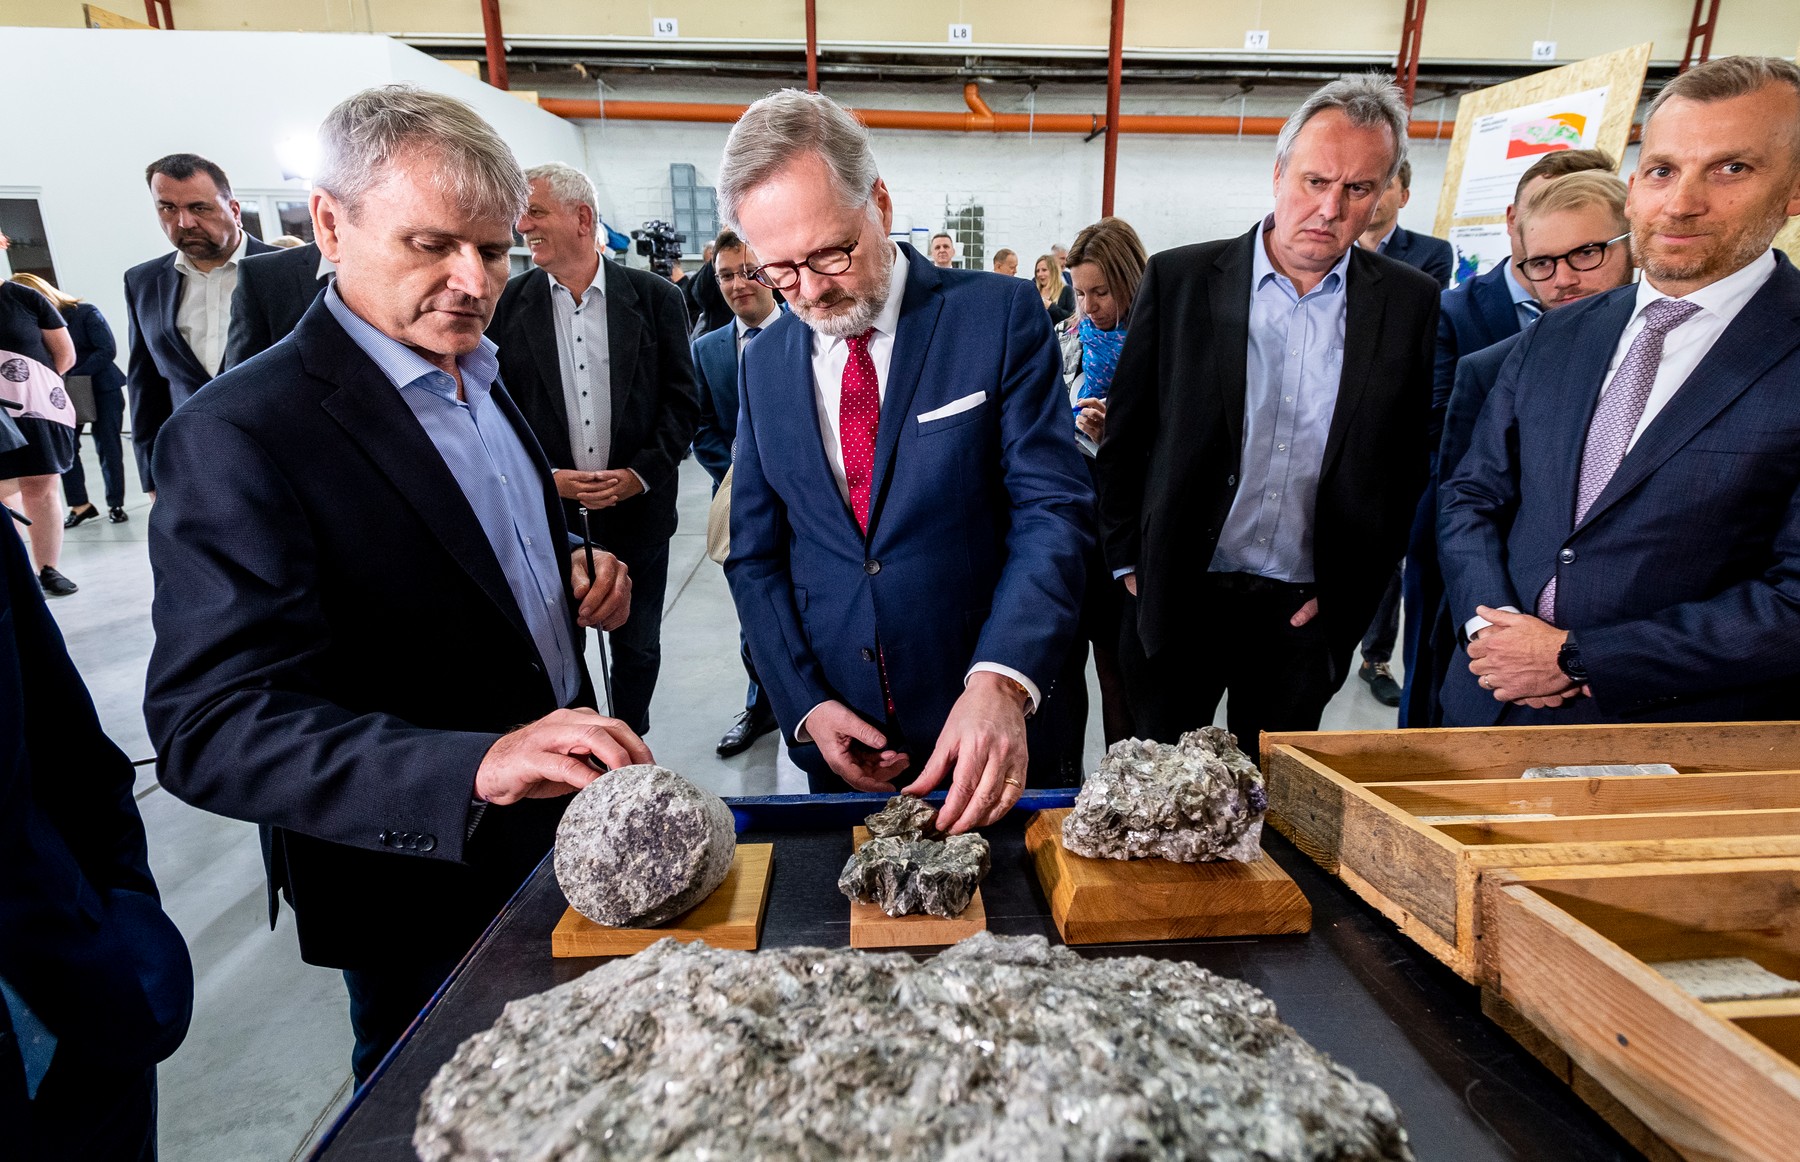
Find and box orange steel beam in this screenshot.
[805,0,819,92]
[1678,0,1720,73]
[1396,0,1427,109]
[1102,0,1125,215]
[481,0,510,90]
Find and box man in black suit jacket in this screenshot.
[1098,77,1439,756]
[220,240,332,371]
[490,162,701,738]
[124,153,277,493]
[144,88,644,1085]
[1440,57,1800,727]
[2,521,192,1160]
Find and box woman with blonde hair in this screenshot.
[12,272,130,529]
[1034,252,1075,325]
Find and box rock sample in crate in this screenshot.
[862,793,941,839]
[839,831,990,918]
[552,765,736,928]
[1063,726,1268,862]
[416,932,1412,1162]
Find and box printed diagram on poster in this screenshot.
[1452,86,1610,220]
[1448,224,1513,286]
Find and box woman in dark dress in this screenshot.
[0,256,79,596]
[13,274,129,526]
[1034,253,1076,326]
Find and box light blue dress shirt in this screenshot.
[324,287,581,705]
[1209,224,1351,584]
[1502,259,1543,329]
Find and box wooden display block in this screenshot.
[1024,808,1311,945]
[847,826,986,949]
[1481,859,1800,1162]
[1263,722,1800,981]
[551,843,772,957]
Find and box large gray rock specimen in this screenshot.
[552,765,735,927]
[415,932,1413,1162]
[1063,726,1268,862]
[838,832,990,917]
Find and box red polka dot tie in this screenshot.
[840,330,881,532]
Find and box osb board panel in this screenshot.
[1263,721,1800,783]
[1025,809,1310,945]
[551,843,773,957]
[1432,42,1652,238]
[846,826,985,950]
[1484,877,1800,1162]
[1778,216,1800,269]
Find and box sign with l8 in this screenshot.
[948,24,972,45]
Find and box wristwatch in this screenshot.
[1557,634,1589,684]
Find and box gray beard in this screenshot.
[797,241,895,339]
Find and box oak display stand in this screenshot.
[550,843,774,957]
[1024,807,1311,945]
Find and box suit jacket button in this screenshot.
[1227,474,1237,486]
[861,647,876,662]
[378,830,392,846]
[418,835,436,852]
[864,560,881,575]
[1558,548,1576,564]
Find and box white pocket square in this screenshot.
[916,392,987,424]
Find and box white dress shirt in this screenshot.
[547,264,615,475]
[173,231,251,377]
[795,244,1040,742]
[1466,248,1779,641]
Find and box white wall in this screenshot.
[0,28,583,360]
[575,76,1456,264]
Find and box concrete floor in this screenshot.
[44,437,1400,1161]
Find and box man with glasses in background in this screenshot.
[718,89,1092,832]
[690,228,783,756]
[1439,56,1800,728]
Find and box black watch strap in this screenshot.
[1557,635,1588,683]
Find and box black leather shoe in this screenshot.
[38,566,78,597]
[1360,660,1402,707]
[107,507,129,523]
[64,505,99,528]
[717,709,777,756]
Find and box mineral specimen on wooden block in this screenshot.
[1062,726,1268,862]
[552,765,735,928]
[416,932,1413,1162]
[839,832,989,917]
[863,793,941,838]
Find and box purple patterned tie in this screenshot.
[1536,297,1702,622]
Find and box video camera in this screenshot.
[631,219,686,278]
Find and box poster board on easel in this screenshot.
[1778,43,1800,267]
[1433,43,1652,285]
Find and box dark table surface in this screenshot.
[312,799,1642,1161]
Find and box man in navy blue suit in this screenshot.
[2,510,192,1160]
[691,227,784,756]
[124,154,277,494]
[144,87,645,1085]
[719,90,1092,831]
[1440,56,1800,726]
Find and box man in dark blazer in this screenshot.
[1099,77,1439,756]
[219,240,332,371]
[723,91,1092,830]
[144,88,644,1085]
[124,154,277,493]
[1440,56,1800,727]
[691,228,783,755]
[490,163,701,738]
[1,520,192,1160]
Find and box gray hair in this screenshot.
[525,162,600,220]
[1274,74,1410,182]
[717,89,879,230]
[315,85,528,223]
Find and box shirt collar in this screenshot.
[736,304,782,337]
[1502,258,1537,306]
[1374,224,1399,252]
[174,230,250,277]
[1253,216,1350,298]
[323,283,500,405]
[1633,247,1776,323]
[546,256,606,301]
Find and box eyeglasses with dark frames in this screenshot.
[1516,233,1630,282]
[749,241,858,290]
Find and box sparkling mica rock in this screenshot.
[1063,726,1269,862]
[415,932,1413,1162]
[552,765,735,928]
[862,794,941,839]
[838,832,990,918]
